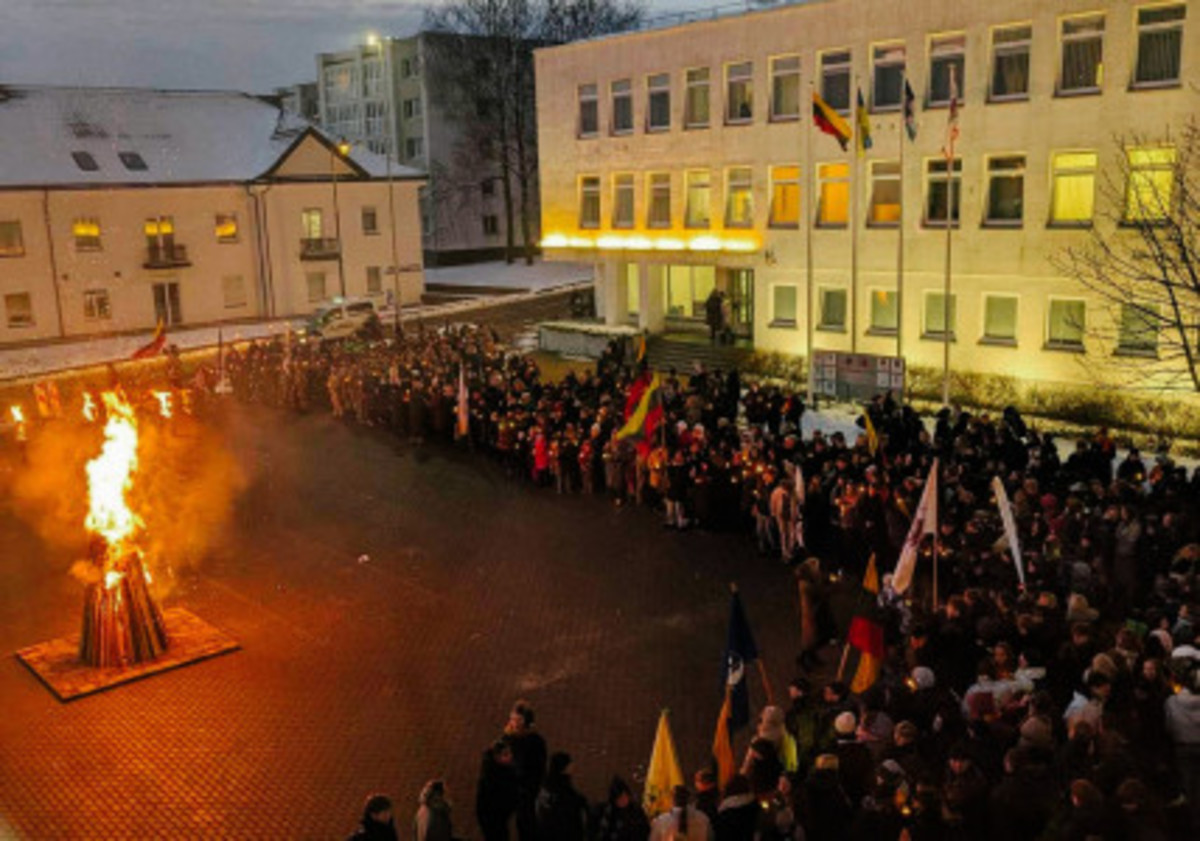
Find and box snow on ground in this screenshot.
[425,259,592,290]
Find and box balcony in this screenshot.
[300,237,341,260]
[143,243,190,269]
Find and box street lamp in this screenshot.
[332,137,350,298]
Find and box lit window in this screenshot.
[1050,151,1098,225]
[769,165,800,228]
[613,173,635,228]
[1117,303,1158,354]
[1060,14,1105,94]
[0,220,25,257]
[772,285,798,325]
[5,292,33,327]
[983,295,1018,342]
[929,34,966,105]
[817,162,850,227]
[869,161,901,226]
[726,62,753,123]
[726,167,754,228]
[216,213,239,242]
[991,24,1032,100]
[360,207,377,236]
[819,288,847,330]
[1048,299,1086,348]
[820,50,851,113]
[647,173,671,228]
[611,79,633,134]
[578,84,598,136]
[1134,4,1185,87]
[73,217,102,251]
[870,290,898,332]
[685,170,711,228]
[625,264,639,318]
[1125,146,1176,222]
[770,56,801,120]
[302,209,324,240]
[84,289,111,321]
[872,44,906,110]
[923,292,957,337]
[985,155,1026,225]
[71,151,99,172]
[684,68,710,128]
[306,272,327,303]
[118,151,148,171]
[365,267,382,296]
[223,275,248,308]
[665,265,714,318]
[579,176,601,229]
[647,73,670,131]
[924,158,962,226]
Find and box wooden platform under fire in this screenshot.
[14,607,240,701]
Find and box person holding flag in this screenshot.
[713,584,771,788]
[615,371,663,456]
[838,554,885,694]
[642,710,684,819]
[891,458,939,599]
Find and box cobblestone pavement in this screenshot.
[0,405,813,839]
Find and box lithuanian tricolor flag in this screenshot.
[846,555,884,693]
[615,372,663,454]
[813,91,852,151]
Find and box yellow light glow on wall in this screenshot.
[687,236,722,251]
[655,238,685,251]
[542,232,760,254]
[215,218,238,240]
[73,220,100,238]
[542,233,569,248]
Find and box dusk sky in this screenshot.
[1,0,705,93]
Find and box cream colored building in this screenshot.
[0,86,425,347]
[536,0,1195,388]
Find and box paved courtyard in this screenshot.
[0,403,807,839]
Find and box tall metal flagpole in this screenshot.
[805,83,817,407]
[850,77,860,354]
[941,67,958,407]
[383,38,402,338]
[896,72,906,362]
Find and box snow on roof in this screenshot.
[0,85,423,188]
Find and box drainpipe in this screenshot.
[41,190,66,339]
[248,184,275,318]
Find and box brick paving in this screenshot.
[0,405,806,839]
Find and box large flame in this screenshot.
[151,391,173,419]
[10,405,24,425]
[84,392,143,570]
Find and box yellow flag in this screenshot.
[712,689,735,790]
[850,651,880,694]
[863,553,879,595]
[864,411,879,456]
[643,709,685,818]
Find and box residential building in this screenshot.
[536,0,1195,388]
[0,86,425,346]
[276,82,321,124]
[317,32,539,265]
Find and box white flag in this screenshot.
[991,476,1025,588]
[892,458,939,595]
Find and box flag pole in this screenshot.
[941,67,957,407]
[896,71,906,363]
[850,77,860,354]
[805,82,816,408]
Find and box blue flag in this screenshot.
[903,80,918,141]
[724,588,760,732]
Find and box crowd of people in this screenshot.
[213,324,1200,840]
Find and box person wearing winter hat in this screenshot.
[347,793,398,841]
[1066,593,1099,624]
[713,774,758,840]
[757,705,799,774]
[592,776,650,841]
[832,711,873,807]
[534,752,588,841]
[414,780,455,841]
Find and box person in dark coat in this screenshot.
[693,769,720,824]
[534,752,589,841]
[504,701,547,841]
[347,793,399,841]
[591,776,650,841]
[476,740,520,841]
[414,780,455,841]
[800,755,853,841]
[713,774,758,841]
[986,747,1058,841]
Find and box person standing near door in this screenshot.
[705,288,723,344]
[720,292,733,345]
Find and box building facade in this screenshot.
[0,86,425,347]
[536,0,1195,388]
[317,32,538,265]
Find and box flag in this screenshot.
[892,458,939,594]
[712,688,736,789]
[643,709,684,818]
[991,476,1026,588]
[615,372,663,455]
[862,552,880,595]
[844,555,884,692]
[903,80,918,141]
[636,333,647,365]
[456,365,469,439]
[724,585,760,732]
[942,66,960,160]
[855,88,873,155]
[131,320,166,359]
[863,411,879,457]
[812,91,852,151]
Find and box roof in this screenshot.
[0,85,424,188]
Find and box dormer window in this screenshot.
[71,151,99,172]
[119,152,148,171]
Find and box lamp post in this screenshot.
[332,138,350,298]
[381,35,402,338]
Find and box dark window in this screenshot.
[71,151,99,172]
[119,152,148,171]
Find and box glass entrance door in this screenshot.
[727,268,754,339]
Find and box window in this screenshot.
[929,34,966,105]
[820,50,851,113]
[0,221,24,257]
[819,288,848,330]
[817,162,850,226]
[361,207,378,235]
[684,68,710,128]
[870,290,898,332]
[613,173,635,228]
[481,179,496,198]
[365,266,383,296]
[73,217,102,251]
[664,265,716,318]
[118,151,148,171]
[983,295,1018,342]
[1050,151,1098,225]
[402,98,422,119]
[770,56,801,120]
[869,161,901,225]
[214,213,238,243]
[685,170,711,228]
[726,167,754,228]
[83,289,111,321]
[579,176,601,229]
[223,275,248,308]
[1048,299,1086,348]
[991,24,1032,100]
[925,158,962,226]
[1134,4,1185,86]
[405,137,424,159]
[985,155,1026,224]
[648,173,671,228]
[647,73,670,131]
[1117,303,1158,354]
[769,165,800,227]
[625,264,639,318]
[726,62,753,123]
[772,285,798,325]
[1125,146,1176,222]
[924,292,957,337]
[5,293,33,327]
[578,84,599,136]
[872,44,906,110]
[611,79,633,134]
[301,208,324,239]
[400,58,412,78]
[306,271,327,303]
[482,215,499,236]
[1060,14,1105,93]
[71,151,99,172]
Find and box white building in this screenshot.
[535,0,1195,388]
[0,86,426,347]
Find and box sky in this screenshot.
[0,0,711,93]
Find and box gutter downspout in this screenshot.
[41,190,66,339]
[248,183,275,319]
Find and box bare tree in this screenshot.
[1054,119,1200,393]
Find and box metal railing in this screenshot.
[144,243,189,268]
[300,237,341,260]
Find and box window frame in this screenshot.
[1048,150,1098,228]
[0,220,25,258]
[725,61,754,125]
[868,160,901,227]
[612,172,636,229]
[981,293,1019,345]
[684,169,712,229]
[223,275,249,309]
[725,166,755,229]
[769,165,801,229]
[647,172,672,229]
[928,32,967,107]
[1132,3,1186,89]
[73,217,103,251]
[646,72,671,132]
[305,271,327,304]
[868,288,899,335]
[611,78,634,135]
[684,67,711,129]
[817,162,851,228]
[4,292,34,328]
[1115,301,1160,356]
[769,54,801,121]
[983,154,1027,227]
[819,49,852,114]
[360,207,378,237]
[215,212,239,243]
[579,175,602,229]
[771,284,799,327]
[482,214,500,237]
[871,42,907,111]
[1046,296,1088,350]
[817,286,849,332]
[922,291,958,340]
[578,83,599,138]
[1058,13,1106,96]
[83,288,112,321]
[1124,145,1176,223]
[923,157,963,228]
[989,23,1033,102]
